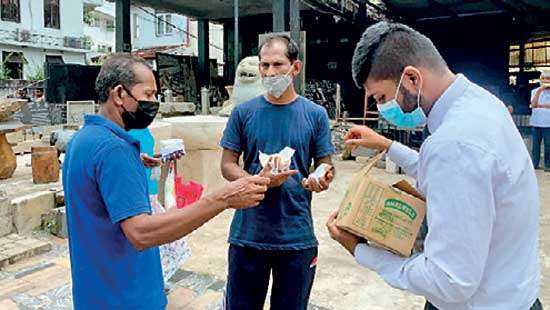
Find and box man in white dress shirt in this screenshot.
[326,21,542,310]
[530,69,550,172]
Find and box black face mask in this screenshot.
[120,85,159,130]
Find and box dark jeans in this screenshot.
[532,127,550,169]
[225,245,318,310]
[425,298,543,310]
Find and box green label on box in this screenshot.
[384,199,417,221]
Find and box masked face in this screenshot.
[261,65,294,99]
[120,85,160,130]
[376,72,426,129]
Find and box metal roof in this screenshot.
[379,0,550,34]
[129,0,275,19]
[114,0,549,35]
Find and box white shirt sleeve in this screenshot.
[387,141,420,178]
[531,88,537,102]
[355,141,496,304]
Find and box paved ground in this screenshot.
[0,159,548,309]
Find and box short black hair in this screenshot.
[95,53,151,103]
[352,21,447,88]
[258,33,300,62]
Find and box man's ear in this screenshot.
[111,85,125,107]
[403,65,423,92]
[292,60,302,76]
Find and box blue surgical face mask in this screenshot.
[376,73,426,129]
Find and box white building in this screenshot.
[0,0,89,80]
[84,1,115,60]
[83,1,224,69]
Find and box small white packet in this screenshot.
[259,146,296,174]
[310,163,333,182]
[159,139,186,162]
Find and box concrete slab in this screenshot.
[0,234,51,267]
[149,120,173,154]
[11,191,56,235]
[163,116,228,151]
[176,149,226,195]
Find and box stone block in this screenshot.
[2,245,30,264]
[0,134,17,179]
[12,140,49,155]
[6,131,23,144]
[164,116,228,151]
[31,146,60,184]
[159,102,196,116]
[11,191,55,235]
[176,150,226,196]
[149,120,173,154]
[0,194,12,237]
[0,235,51,266]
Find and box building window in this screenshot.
[106,19,114,32]
[44,0,60,29]
[156,12,174,36]
[1,0,20,23]
[133,13,140,39]
[2,51,25,79]
[46,55,64,64]
[509,40,550,68]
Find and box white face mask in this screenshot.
[262,65,294,98]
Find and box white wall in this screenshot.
[131,7,188,50]
[0,44,86,79]
[0,0,84,38]
[84,13,115,52]
[187,20,224,65]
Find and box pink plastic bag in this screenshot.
[175,176,204,209]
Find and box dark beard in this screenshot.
[399,87,419,113]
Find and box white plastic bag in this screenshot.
[150,163,191,282]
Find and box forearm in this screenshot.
[125,194,227,250]
[222,162,250,181]
[537,102,550,108]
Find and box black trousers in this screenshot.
[225,245,318,310]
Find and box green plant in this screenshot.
[27,65,44,81]
[0,64,11,80]
[84,11,96,26]
[0,53,13,80]
[83,35,93,50]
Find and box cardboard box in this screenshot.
[337,152,426,257]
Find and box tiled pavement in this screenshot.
[0,233,328,309]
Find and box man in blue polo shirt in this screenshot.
[63,53,269,309]
[221,34,336,309]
